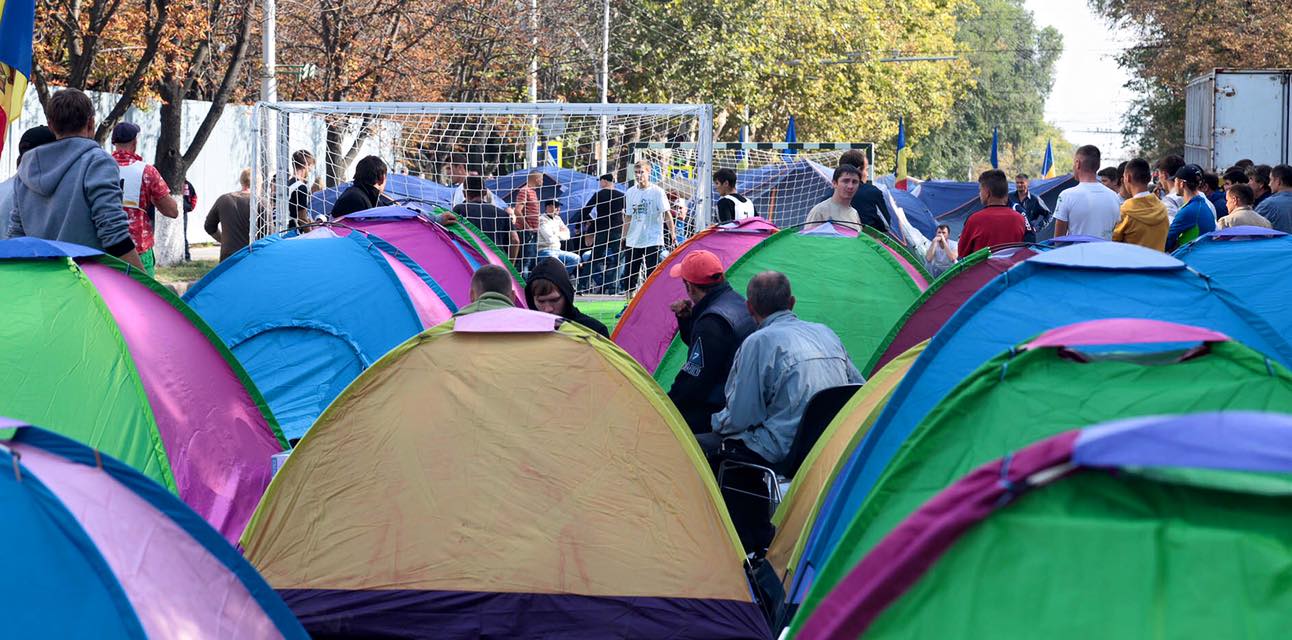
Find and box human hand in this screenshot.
[441,212,458,225]
[670,299,693,317]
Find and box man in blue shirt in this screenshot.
[1166,164,1216,252]
[1255,164,1292,233]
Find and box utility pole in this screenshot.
[262,0,277,103]
[526,0,539,169]
[597,0,610,176]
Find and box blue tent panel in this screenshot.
[311,174,459,219]
[1176,232,1292,343]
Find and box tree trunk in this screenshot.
[151,79,188,267]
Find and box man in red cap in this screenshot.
[667,250,756,434]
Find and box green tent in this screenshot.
[654,224,925,388]
[791,318,1292,635]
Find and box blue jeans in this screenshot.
[520,230,538,277]
[538,248,581,273]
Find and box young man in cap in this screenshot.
[666,250,757,435]
[1166,163,1217,251]
[112,121,178,274]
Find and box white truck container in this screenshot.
[1185,69,1292,170]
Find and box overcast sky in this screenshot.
[1024,0,1134,162]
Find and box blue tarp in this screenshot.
[1175,229,1292,340]
[917,174,1078,238]
[184,232,449,440]
[793,241,1292,603]
[311,174,460,219]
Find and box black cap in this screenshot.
[18,125,56,155]
[1173,163,1204,183]
[111,121,140,144]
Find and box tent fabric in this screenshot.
[310,173,461,219]
[447,216,529,295]
[792,241,1292,608]
[653,223,926,389]
[338,206,490,307]
[0,235,104,258]
[0,245,285,543]
[765,341,927,585]
[184,231,453,440]
[613,217,778,372]
[1175,231,1292,340]
[241,309,769,639]
[920,173,1076,238]
[792,320,1292,631]
[865,245,1035,375]
[798,412,1292,640]
[865,227,930,288]
[2,424,306,639]
[885,188,937,239]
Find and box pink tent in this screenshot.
[613,218,777,372]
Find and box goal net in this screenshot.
[252,102,713,296]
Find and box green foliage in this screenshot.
[909,0,1065,178]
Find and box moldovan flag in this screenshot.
[0,0,35,154]
[1041,139,1056,179]
[894,116,909,190]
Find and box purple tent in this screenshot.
[613,218,777,372]
[866,245,1035,374]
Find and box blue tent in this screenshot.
[1175,227,1292,338]
[887,188,937,239]
[791,241,1292,605]
[487,167,602,205]
[311,173,460,219]
[184,230,457,440]
[918,173,1077,238]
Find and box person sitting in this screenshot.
[1112,158,1169,251]
[1166,164,1217,251]
[666,250,756,434]
[453,265,517,316]
[924,224,957,277]
[524,257,609,337]
[536,200,581,273]
[330,155,397,219]
[958,169,1026,257]
[1218,184,1272,230]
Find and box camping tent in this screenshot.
[865,245,1035,374]
[613,217,778,372]
[793,241,1292,607]
[0,419,306,639]
[796,411,1292,639]
[310,173,463,219]
[241,309,770,639]
[918,173,1076,237]
[758,341,926,622]
[338,206,525,306]
[184,229,456,440]
[0,238,287,543]
[652,223,927,389]
[792,319,1292,632]
[1175,227,1292,338]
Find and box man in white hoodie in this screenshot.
[537,200,580,273]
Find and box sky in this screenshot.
[1023,0,1134,162]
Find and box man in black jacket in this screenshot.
[667,250,756,434]
[578,174,625,293]
[331,155,396,219]
[838,149,894,235]
[525,258,610,336]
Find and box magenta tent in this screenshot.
[613,217,777,372]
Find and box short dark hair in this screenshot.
[599,173,614,182]
[46,89,95,136]
[936,224,950,232]
[1222,167,1250,184]
[1156,155,1184,178]
[1235,159,1255,169]
[543,200,559,210]
[1273,165,1292,187]
[1097,167,1119,183]
[464,175,486,200]
[832,164,862,183]
[1116,160,1128,178]
[353,155,388,187]
[1015,173,1029,181]
[291,149,314,172]
[1228,183,1255,206]
[839,149,868,169]
[448,153,468,167]
[746,271,793,317]
[1251,164,1272,187]
[1202,171,1220,191]
[1075,145,1101,171]
[470,265,514,298]
[714,168,738,188]
[1124,158,1152,185]
[978,169,1009,199]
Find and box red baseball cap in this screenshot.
[669,250,725,284]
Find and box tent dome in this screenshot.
[0,239,286,542]
[0,419,305,638]
[1175,228,1292,338]
[241,308,769,639]
[184,228,455,440]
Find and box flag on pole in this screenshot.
[1041,139,1056,179]
[783,115,797,161]
[737,124,748,169]
[895,116,909,191]
[990,127,999,169]
[0,0,35,154]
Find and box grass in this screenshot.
[577,297,629,331]
[155,259,218,284]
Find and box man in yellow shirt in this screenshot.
[1112,158,1169,251]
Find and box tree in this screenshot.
[909,0,1064,179]
[1089,0,1292,159]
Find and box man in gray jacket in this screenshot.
[8,89,144,269]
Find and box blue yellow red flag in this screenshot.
[895,116,908,190]
[0,0,36,154]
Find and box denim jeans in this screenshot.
[538,248,581,273]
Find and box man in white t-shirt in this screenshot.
[1054,145,1123,240]
[620,160,673,295]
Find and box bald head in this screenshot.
[746,271,794,322]
[469,265,515,302]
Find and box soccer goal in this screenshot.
[251,101,713,295]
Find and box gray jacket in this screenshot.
[9,137,133,255]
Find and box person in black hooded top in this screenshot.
[525,257,610,337]
[331,155,397,219]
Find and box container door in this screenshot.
[1215,72,1286,169]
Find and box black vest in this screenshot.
[692,284,757,405]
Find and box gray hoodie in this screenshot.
[9,137,133,255]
